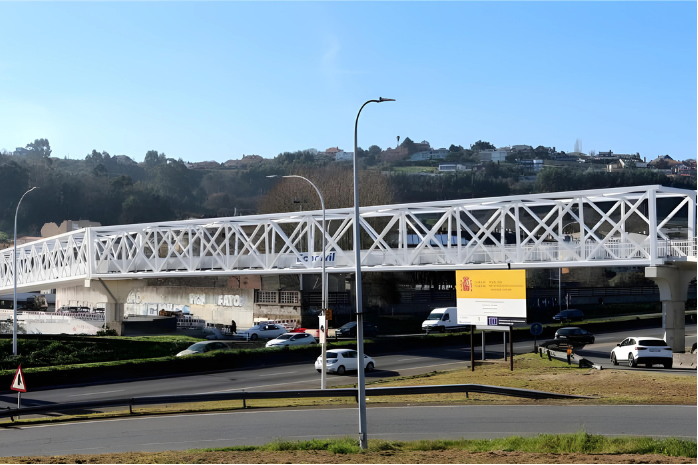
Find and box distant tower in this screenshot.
[574,138,583,153]
[397,135,400,148]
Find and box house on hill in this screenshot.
[410,149,449,161]
[224,154,265,169]
[114,155,137,166]
[186,161,221,170]
[606,159,647,173]
[41,220,102,238]
[479,149,507,163]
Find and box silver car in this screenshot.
[176,341,230,357]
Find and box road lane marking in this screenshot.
[258,371,297,377]
[397,358,421,362]
[68,390,125,397]
[200,380,315,394]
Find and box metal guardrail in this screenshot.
[0,384,592,420]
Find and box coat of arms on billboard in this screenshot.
[460,276,473,292]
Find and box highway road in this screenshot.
[0,405,694,457]
[0,325,694,411]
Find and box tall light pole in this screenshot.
[267,175,328,389]
[13,187,38,356]
[353,97,394,450]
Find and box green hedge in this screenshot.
[0,336,198,371]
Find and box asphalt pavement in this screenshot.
[0,325,694,411]
[0,405,694,457]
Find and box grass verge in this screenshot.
[1,433,695,463]
[196,432,697,457]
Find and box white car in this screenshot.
[314,349,376,375]
[238,323,287,341]
[266,332,317,348]
[610,336,673,368]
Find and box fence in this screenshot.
[0,384,592,420]
[255,291,301,305]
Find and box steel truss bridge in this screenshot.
[1,185,695,293]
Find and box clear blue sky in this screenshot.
[0,2,695,163]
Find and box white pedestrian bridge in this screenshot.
[1,184,695,293]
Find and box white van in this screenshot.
[421,307,464,333]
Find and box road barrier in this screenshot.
[673,353,697,369]
[0,384,592,421]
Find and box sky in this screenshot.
[0,2,695,163]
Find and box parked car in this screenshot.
[238,323,287,341]
[554,327,595,345]
[315,349,376,375]
[610,336,673,368]
[176,341,231,357]
[552,309,584,322]
[266,332,317,348]
[334,322,379,338]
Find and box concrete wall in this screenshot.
[56,279,255,330]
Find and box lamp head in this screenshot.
[379,97,395,102]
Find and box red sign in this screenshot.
[460,276,473,292]
[11,365,27,393]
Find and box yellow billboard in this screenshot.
[456,270,527,325]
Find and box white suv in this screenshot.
[315,349,376,375]
[611,336,673,368]
[237,323,287,341]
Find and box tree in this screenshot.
[449,144,464,152]
[367,145,382,157]
[470,140,495,151]
[86,149,103,163]
[110,175,133,191]
[93,164,108,177]
[144,150,166,167]
[400,137,417,156]
[25,139,52,158]
[258,165,395,214]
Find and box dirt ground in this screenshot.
[3,450,694,464]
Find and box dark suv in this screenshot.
[335,322,379,338]
[552,309,584,322]
[554,327,595,345]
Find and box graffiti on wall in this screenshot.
[217,295,245,307]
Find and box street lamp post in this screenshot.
[267,175,328,389]
[13,187,38,356]
[353,97,394,450]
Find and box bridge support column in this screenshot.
[645,264,696,353]
[97,279,124,336]
[104,303,124,335]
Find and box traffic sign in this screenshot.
[530,322,543,336]
[11,365,27,393]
